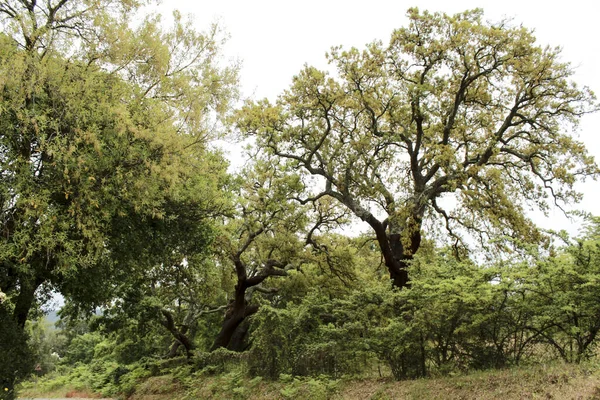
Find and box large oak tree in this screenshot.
[0,0,237,394]
[238,8,598,289]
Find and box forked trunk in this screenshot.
[211,280,257,351]
[211,296,258,351]
[380,231,421,290]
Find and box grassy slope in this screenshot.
[132,363,600,400]
[19,363,600,400]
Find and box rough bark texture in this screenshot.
[160,309,195,358]
[212,258,285,351]
[211,283,259,351]
[12,277,43,328]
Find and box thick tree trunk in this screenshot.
[1,305,34,400]
[375,229,421,290]
[228,318,252,352]
[211,277,261,351]
[212,258,285,351]
[211,310,245,351]
[13,277,43,328]
[388,260,410,289]
[211,307,258,351]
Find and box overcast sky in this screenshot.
[157,0,600,235]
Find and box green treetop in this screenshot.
[237,8,598,289]
[0,0,238,394]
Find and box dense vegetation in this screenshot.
[1,1,599,399]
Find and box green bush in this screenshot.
[279,375,339,400]
[194,347,247,374]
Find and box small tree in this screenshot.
[211,159,309,351]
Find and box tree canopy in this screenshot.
[238,8,598,288]
[3,5,600,399]
[0,0,237,394]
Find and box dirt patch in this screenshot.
[65,390,103,398]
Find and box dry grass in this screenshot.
[127,375,184,400]
[179,363,600,400]
[17,386,108,399]
[64,390,105,398]
[337,364,600,400]
[19,362,600,400]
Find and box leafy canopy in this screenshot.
[0,0,237,325]
[238,8,598,263]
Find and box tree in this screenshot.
[0,305,33,399]
[96,232,231,360]
[237,8,598,289]
[524,219,600,362]
[0,0,237,394]
[210,159,308,351]
[210,157,349,351]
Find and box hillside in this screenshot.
[18,363,600,400]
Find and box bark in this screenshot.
[211,281,259,351]
[1,305,33,400]
[164,324,191,359]
[13,276,44,328]
[211,310,244,351]
[211,259,284,351]
[166,340,182,359]
[160,309,194,358]
[228,317,252,352]
[372,226,422,290]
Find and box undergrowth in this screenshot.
[18,361,600,400]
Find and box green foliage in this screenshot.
[16,359,152,398]
[521,223,600,362]
[244,231,600,380]
[7,4,600,398]
[237,7,598,291]
[278,375,340,400]
[0,0,237,391]
[248,287,387,379]
[194,348,247,375]
[17,220,600,397]
[25,317,65,374]
[0,306,34,400]
[247,306,293,378]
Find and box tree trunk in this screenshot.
[13,276,43,328]
[212,256,286,351]
[211,281,259,351]
[165,325,191,359]
[211,304,259,351]
[388,259,410,289]
[160,309,194,358]
[211,310,244,351]
[376,230,421,290]
[0,306,34,400]
[228,316,252,352]
[166,340,182,359]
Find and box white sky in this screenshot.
[158,0,600,235]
